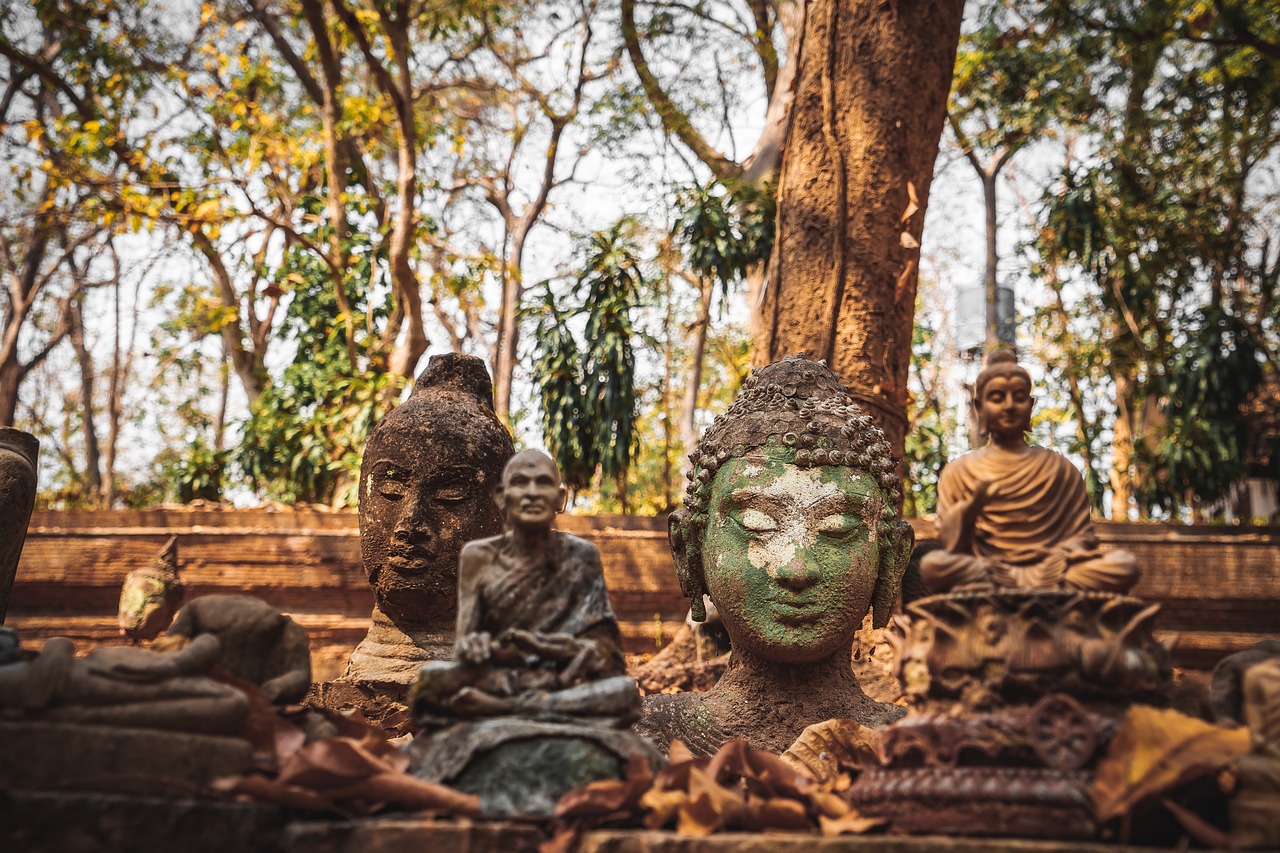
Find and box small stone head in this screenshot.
[359,354,514,629]
[670,355,913,665]
[494,449,566,532]
[973,349,1033,442]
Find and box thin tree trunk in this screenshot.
[492,226,524,423]
[661,270,675,510]
[68,300,103,501]
[757,0,965,457]
[1110,363,1135,520]
[680,278,714,455]
[0,360,19,428]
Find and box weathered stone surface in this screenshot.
[0,721,252,797]
[639,356,913,755]
[577,831,1216,853]
[453,735,624,818]
[282,817,544,853]
[0,427,38,622]
[1210,638,1280,725]
[306,679,413,735]
[0,791,281,853]
[164,594,312,704]
[349,352,514,684]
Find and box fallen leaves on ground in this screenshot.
[212,689,478,818]
[543,736,883,849]
[1092,704,1252,821]
[780,718,883,784]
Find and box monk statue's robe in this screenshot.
[411,531,635,724]
[920,445,1139,594]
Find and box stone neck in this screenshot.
[709,642,869,714]
[506,523,555,555]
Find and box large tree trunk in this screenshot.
[755,0,965,457]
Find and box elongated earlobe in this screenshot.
[669,509,707,622]
[872,521,914,629]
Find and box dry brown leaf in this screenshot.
[539,827,579,853]
[706,739,811,799]
[278,737,390,789]
[744,794,810,831]
[781,718,882,785]
[555,752,654,819]
[810,790,852,819]
[899,231,920,249]
[819,810,885,837]
[322,772,479,815]
[640,787,689,828]
[211,773,340,814]
[676,765,746,836]
[1093,705,1253,821]
[668,739,694,764]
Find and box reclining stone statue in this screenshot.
[0,627,247,734]
[636,355,915,755]
[920,349,1139,594]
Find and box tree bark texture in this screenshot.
[755,0,965,457]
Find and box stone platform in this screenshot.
[577,831,1225,853]
[0,721,252,798]
[0,803,1235,852]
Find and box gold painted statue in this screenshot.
[920,350,1139,595]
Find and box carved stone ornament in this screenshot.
[847,351,1174,839]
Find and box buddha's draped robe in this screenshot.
[921,446,1139,593]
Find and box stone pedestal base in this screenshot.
[305,680,412,735]
[0,721,252,798]
[409,719,663,818]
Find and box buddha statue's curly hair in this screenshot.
[670,355,905,621]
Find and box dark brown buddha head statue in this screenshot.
[359,353,514,632]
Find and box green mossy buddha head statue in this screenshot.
[669,355,913,665]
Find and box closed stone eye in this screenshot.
[816,514,857,535]
[740,508,778,532]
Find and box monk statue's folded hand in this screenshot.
[501,629,580,661]
[457,631,493,665]
[557,639,610,687]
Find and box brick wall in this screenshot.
[7,510,1277,677]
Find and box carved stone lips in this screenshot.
[772,597,822,624]
[387,546,438,574]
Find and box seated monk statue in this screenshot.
[0,627,248,734]
[410,450,640,726]
[920,349,1139,594]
